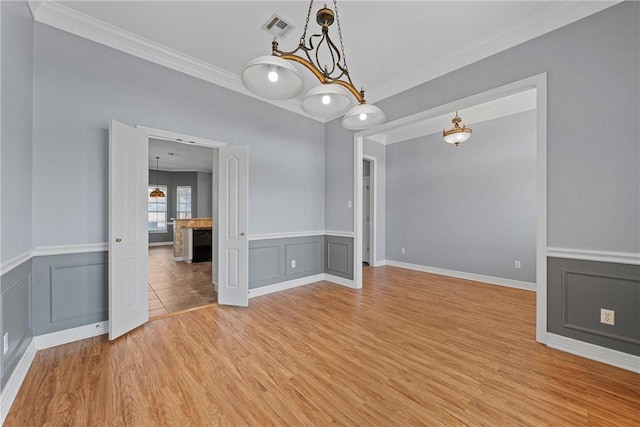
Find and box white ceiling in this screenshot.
[31,1,618,121]
[149,138,214,172]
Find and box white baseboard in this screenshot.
[372,259,387,267]
[546,333,640,373]
[33,321,109,350]
[324,274,356,288]
[172,256,185,262]
[148,242,172,247]
[248,273,356,298]
[248,274,325,298]
[0,341,37,425]
[384,260,536,291]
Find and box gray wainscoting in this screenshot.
[249,236,325,289]
[1,259,33,390]
[32,252,108,336]
[325,235,353,279]
[548,257,640,356]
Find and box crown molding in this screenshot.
[368,1,622,105]
[28,1,620,119]
[28,1,323,122]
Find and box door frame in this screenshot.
[352,73,548,344]
[138,125,227,287]
[362,155,377,266]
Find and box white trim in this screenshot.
[248,231,325,241]
[385,260,536,292]
[547,247,640,265]
[324,230,355,238]
[248,274,325,298]
[248,273,356,298]
[30,2,319,122]
[148,241,173,247]
[0,249,32,276]
[172,256,185,262]
[547,333,640,374]
[33,321,109,350]
[353,136,364,289]
[324,274,356,289]
[0,341,36,425]
[138,126,227,148]
[372,259,387,268]
[32,243,108,257]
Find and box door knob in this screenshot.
[240,232,245,236]
[115,238,122,242]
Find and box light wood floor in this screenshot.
[148,246,216,317]
[6,266,640,426]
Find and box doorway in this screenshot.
[352,73,548,344]
[109,122,249,340]
[147,138,216,317]
[362,157,376,267]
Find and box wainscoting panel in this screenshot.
[33,252,108,335]
[285,241,323,276]
[1,259,33,390]
[249,236,324,289]
[548,257,639,356]
[325,235,353,279]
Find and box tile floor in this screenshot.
[148,246,216,318]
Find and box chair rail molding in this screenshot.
[547,247,640,265]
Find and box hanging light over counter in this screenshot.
[242,0,386,130]
[150,156,166,198]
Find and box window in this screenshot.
[176,186,192,219]
[148,186,168,231]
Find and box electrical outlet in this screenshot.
[3,332,8,355]
[600,308,615,325]
[291,260,296,269]
[401,248,406,254]
[514,260,521,269]
[347,200,352,209]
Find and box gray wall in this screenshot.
[32,22,325,247]
[1,1,33,262]
[548,257,639,356]
[249,235,325,289]
[325,235,353,280]
[1,259,33,391]
[0,1,34,393]
[325,1,639,254]
[32,252,108,335]
[197,172,213,218]
[386,111,537,282]
[363,139,386,263]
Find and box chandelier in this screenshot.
[443,112,472,148]
[241,0,386,130]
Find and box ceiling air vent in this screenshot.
[261,14,295,39]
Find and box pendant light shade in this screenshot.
[443,112,472,148]
[241,55,304,100]
[301,84,352,117]
[341,103,386,130]
[150,156,165,198]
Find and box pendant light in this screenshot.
[302,84,352,117]
[443,112,472,148]
[241,1,385,130]
[150,156,165,198]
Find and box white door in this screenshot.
[363,176,371,264]
[108,120,149,339]
[217,145,249,306]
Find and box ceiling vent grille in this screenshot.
[261,14,295,39]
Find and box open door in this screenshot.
[108,120,149,339]
[217,145,249,306]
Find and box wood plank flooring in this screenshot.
[6,266,640,426]
[148,246,216,317]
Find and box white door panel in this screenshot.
[218,146,248,306]
[109,120,149,339]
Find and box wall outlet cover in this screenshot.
[600,308,615,325]
[3,332,8,355]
